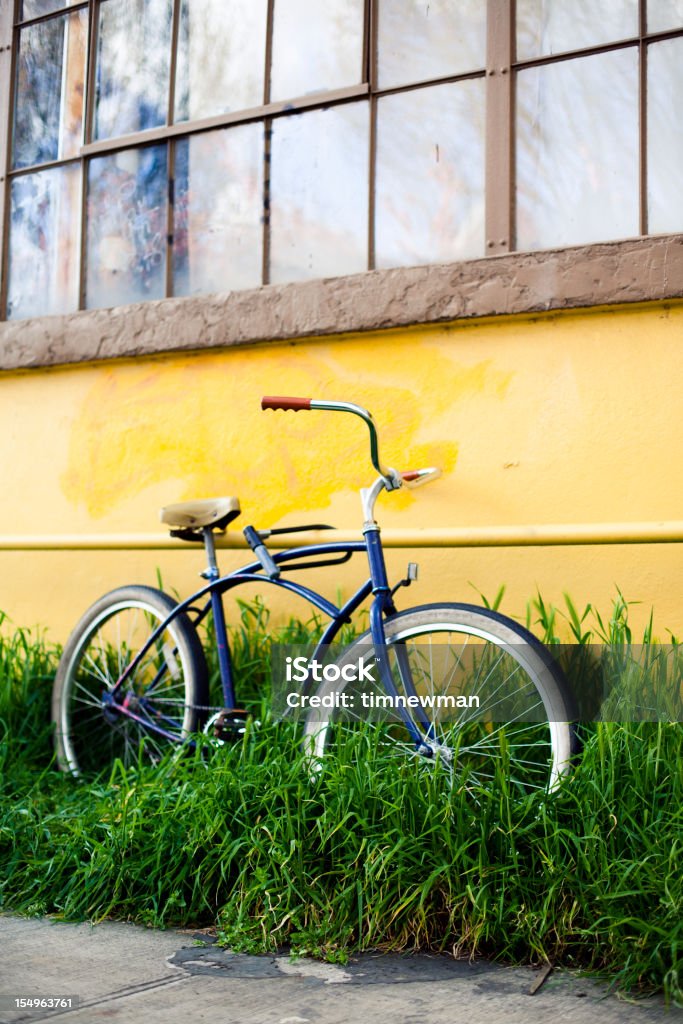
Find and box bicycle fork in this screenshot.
[365,526,436,750]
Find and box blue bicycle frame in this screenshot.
[106,397,442,750]
[106,534,432,748]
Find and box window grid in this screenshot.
[2,0,683,319]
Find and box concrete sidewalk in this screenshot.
[0,915,679,1024]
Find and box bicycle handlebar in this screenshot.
[261,396,400,488]
[261,396,312,411]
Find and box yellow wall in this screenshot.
[1,301,682,641]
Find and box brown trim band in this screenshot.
[0,234,682,372]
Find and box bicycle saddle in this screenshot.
[160,496,241,531]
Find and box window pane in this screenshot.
[375,81,485,268]
[648,39,683,233]
[378,0,486,89]
[86,145,167,308]
[270,103,368,282]
[175,0,267,121]
[20,1,78,19]
[648,0,683,32]
[7,164,80,320]
[516,50,639,250]
[174,125,264,295]
[270,0,363,100]
[517,0,638,60]
[95,0,172,141]
[13,10,87,169]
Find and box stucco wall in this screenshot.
[1,300,682,641]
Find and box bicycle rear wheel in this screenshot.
[52,586,209,777]
[302,603,579,792]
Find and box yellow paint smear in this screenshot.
[62,336,511,522]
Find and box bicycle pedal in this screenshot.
[203,710,250,744]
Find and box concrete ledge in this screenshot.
[1,234,682,371]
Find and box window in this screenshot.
[514,0,683,248]
[2,0,683,321]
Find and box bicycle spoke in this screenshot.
[81,649,113,688]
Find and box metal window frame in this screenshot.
[0,0,17,318]
[366,0,377,269]
[78,0,97,308]
[486,0,513,255]
[165,0,181,299]
[639,0,648,236]
[3,0,683,322]
[15,1,89,29]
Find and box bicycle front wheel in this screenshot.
[302,603,579,792]
[52,586,209,777]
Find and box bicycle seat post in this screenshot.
[200,525,237,708]
[200,526,220,581]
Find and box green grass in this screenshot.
[0,596,681,1005]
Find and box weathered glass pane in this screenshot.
[516,50,639,250]
[270,0,364,100]
[86,145,168,309]
[174,125,264,295]
[517,0,638,59]
[270,103,368,282]
[648,0,683,32]
[13,10,87,169]
[648,38,683,233]
[7,163,80,320]
[378,0,486,89]
[175,0,267,121]
[95,0,172,140]
[21,1,78,19]
[375,81,485,267]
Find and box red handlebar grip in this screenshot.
[261,396,312,411]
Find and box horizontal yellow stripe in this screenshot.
[0,522,682,551]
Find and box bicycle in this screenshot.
[51,397,580,790]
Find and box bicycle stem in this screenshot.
[361,475,390,527]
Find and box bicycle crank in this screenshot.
[203,709,251,744]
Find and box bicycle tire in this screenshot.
[302,603,579,792]
[52,585,209,777]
